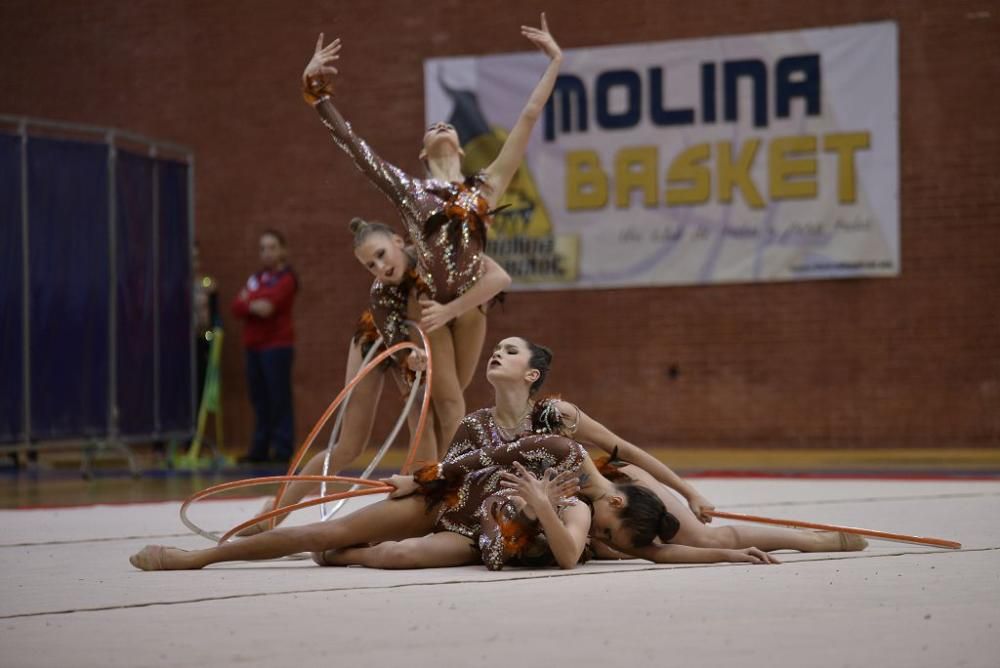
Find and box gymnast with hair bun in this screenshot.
[127,334,675,571]
[301,13,564,450]
[326,336,865,569]
[234,15,567,532]
[234,206,511,535]
[131,335,872,572]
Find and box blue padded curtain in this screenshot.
[115,150,156,437]
[158,159,193,434]
[0,134,24,442]
[27,137,110,440]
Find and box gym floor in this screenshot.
[3,476,998,667]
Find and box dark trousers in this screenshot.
[245,346,294,460]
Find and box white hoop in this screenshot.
[319,324,426,520]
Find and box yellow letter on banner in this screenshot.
[615,146,659,208]
[718,139,765,208]
[666,143,711,205]
[823,132,870,203]
[770,135,818,200]
[566,150,609,210]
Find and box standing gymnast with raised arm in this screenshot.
[302,13,564,451]
[235,16,567,532]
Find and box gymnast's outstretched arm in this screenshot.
[303,34,413,217]
[612,542,780,565]
[552,400,717,523]
[482,13,563,205]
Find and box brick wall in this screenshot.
[2,0,997,451]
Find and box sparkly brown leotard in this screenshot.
[413,398,589,570]
[315,101,496,351]
[441,397,570,462]
[352,264,424,365]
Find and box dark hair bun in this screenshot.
[658,511,681,542]
[349,217,367,235]
[523,339,554,395]
[536,344,553,365]
[616,483,679,548]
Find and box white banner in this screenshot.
[424,21,899,290]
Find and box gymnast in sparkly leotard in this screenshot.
[300,13,566,461]
[130,335,863,571]
[326,337,866,568]
[128,331,869,571]
[238,17,566,534]
[128,336,684,572]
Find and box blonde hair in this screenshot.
[348,217,395,248]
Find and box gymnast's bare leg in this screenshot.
[314,531,478,569]
[130,495,436,571]
[239,339,438,535]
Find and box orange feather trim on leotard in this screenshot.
[492,499,535,556]
[302,75,334,105]
[592,446,632,483]
[352,309,380,352]
[410,462,459,509]
[423,174,508,251]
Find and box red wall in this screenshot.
[2,0,998,450]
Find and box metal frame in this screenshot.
[0,115,192,157]
[19,121,30,456]
[151,145,161,435]
[187,155,198,435]
[0,115,196,473]
[105,130,125,471]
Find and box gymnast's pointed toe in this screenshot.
[130,545,167,571]
[839,532,868,551]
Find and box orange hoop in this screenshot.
[180,325,433,544]
[179,474,393,543]
[705,510,962,549]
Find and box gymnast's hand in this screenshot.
[380,474,418,499]
[521,12,562,61]
[500,462,579,513]
[303,32,341,95]
[688,493,715,524]
[405,348,428,372]
[418,298,457,333]
[726,547,781,565]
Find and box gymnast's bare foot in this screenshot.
[129,545,198,571]
[814,531,868,552]
[311,549,343,566]
[837,532,868,551]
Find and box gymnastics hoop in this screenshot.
[318,322,428,521]
[315,335,384,514]
[705,510,961,549]
[179,475,393,543]
[180,325,434,544]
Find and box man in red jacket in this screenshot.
[231,230,298,464]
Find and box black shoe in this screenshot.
[237,454,269,465]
